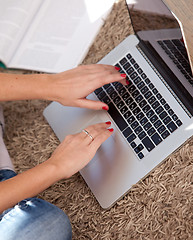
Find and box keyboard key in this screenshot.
[147,127,156,136]
[144,91,152,99]
[152,101,160,109]
[110,91,118,100]
[142,104,151,113]
[130,72,138,80]
[167,121,177,133]
[137,81,145,89]
[137,68,143,74]
[151,133,162,145]
[138,131,146,140]
[148,96,156,104]
[106,86,115,95]
[140,117,148,126]
[126,53,132,59]
[146,109,154,118]
[172,114,178,121]
[134,126,143,135]
[176,119,182,126]
[113,96,121,105]
[161,130,170,139]
[134,76,141,85]
[159,111,167,119]
[123,62,131,70]
[150,114,158,123]
[139,100,147,108]
[132,90,140,98]
[123,127,132,137]
[141,86,148,94]
[138,152,144,159]
[136,112,144,120]
[130,141,137,148]
[158,125,166,134]
[122,92,130,101]
[127,115,135,124]
[98,90,106,100]
[117,101,125,109]
[124,111,132,119]
[125,97,134,106]
[119,87,126,96]
[135,94,143,103]
[127,67,134,76]
[108,103,128,131]
[120,106,128,114]
[133,107,141,116]
[115,83,123,91]
[131,121,139,129]
[120,57,127,66]
[127,133,136,143]
[154,120,162,128]
[142,137,155,152]
[155,106,164,114]
[128,85,136,93]
[129,102,137,111]
[144,122,152,131]
[163,116,172,125]
[102,96,111,104]
[94,88,102,95]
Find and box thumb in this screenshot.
[76,99,109,110]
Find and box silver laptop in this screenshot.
[43,0,193,209]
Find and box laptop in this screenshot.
[43,0,193,209]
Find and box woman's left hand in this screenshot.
[45,64,128,110]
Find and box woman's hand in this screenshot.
[47,121,113,179]
[46,64,128,110]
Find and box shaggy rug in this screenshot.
[1,0,193,239]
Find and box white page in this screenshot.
[0,0,43,65]
[9,0,115,72]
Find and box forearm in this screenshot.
[0,73,49,102]
[0,161,61,213]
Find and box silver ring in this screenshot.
[82,129,94,141]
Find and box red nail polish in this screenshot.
[108,128,114,132]
[126,80,130,85]
[102,106,108,111]
[115,66,120,71]
[105,121,111,125]
[121,74,126,78]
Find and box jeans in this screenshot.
[0,169,72,240]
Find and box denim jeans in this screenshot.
[0,169,72,240]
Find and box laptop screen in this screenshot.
[126,0,193,114]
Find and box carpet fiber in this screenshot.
[1,0,193,239]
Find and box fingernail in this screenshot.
[121,74,126,78]
[102,106,108,111]
[108,128,114,132]
[126,80,130,85]
[105,121,111,125]
[115,66,120,71]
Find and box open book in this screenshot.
[0,0,115,73]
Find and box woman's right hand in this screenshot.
[47,121,113,180]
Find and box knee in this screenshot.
[0,198,72,240]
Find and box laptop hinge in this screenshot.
[137,40,193,117]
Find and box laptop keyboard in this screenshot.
[94,53,183,160]
[157,39,193,86]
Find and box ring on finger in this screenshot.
[82,129,94,141]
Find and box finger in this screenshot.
[80,122,112,144]
[76,99,109,111]
[90,127,114,150]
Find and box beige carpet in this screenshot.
[1,0,193,239]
